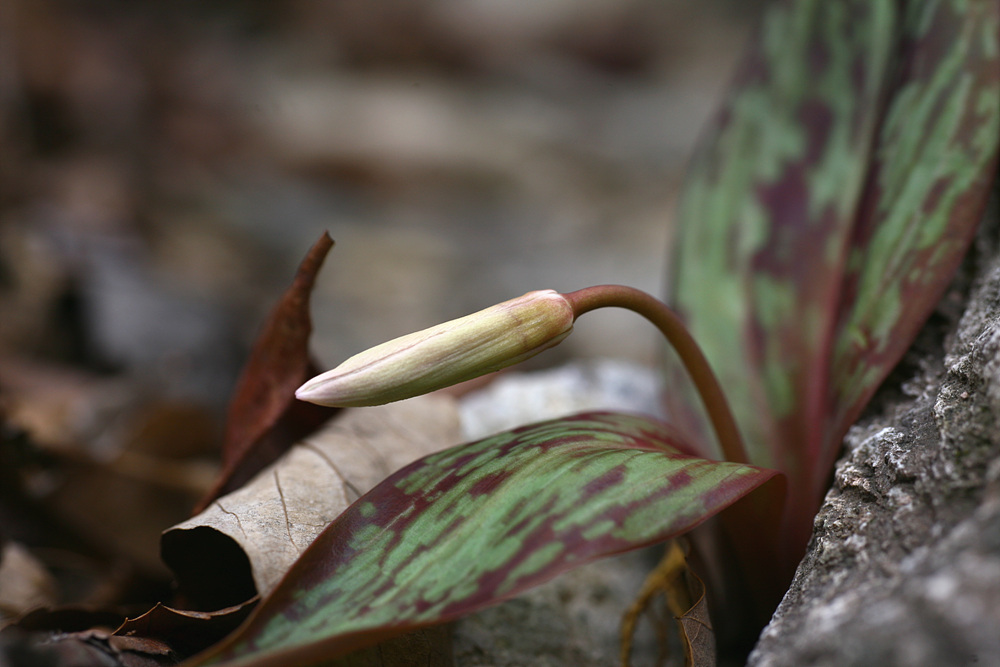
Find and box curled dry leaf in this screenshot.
[0,626,177,667]
[676,569,714,667]
[0,355,137,455]
[0,358,220,573]
[196,233,338,512]
[621,540,715,667]
[113,599,258,659]
[162,394,462,607]
[3,606,172,667]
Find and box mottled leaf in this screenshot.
[195,233,338,513]
[667,0,897,475]
[666,0,998,560]
[825,0,1000,469]
[186,412,776,667]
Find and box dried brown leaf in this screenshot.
[0,355,136,454]
[163,394,462,608]
[0,626,177,667]
[0,363,211,575]
[676,569,714,667]
[113,599,257,659]
[196,232,338,513]
[11,606,126,634]
[621,540,716,667]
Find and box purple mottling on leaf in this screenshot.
[922,178,951,219]
[582,464,627,497]
[807,39,830,78]
[412,598,434,614]
[800,99,834,165]
[436,515,468,542]
[503,495,561,542]
[756,169,810,239]
[849,52,870,108]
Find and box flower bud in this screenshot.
[296,290,575,407]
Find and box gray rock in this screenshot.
[748,209,1000,667]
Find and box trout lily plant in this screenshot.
[187,1,998,666]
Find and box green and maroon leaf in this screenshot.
[666,0,997,528]
[825,0,1000,474]
[185,412,777,667]
[666,0,897,480]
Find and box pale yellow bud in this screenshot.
[295,290,574,407]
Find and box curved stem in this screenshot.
[563,285,748,465]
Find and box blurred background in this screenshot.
[0,0,763,614]
[0,0,765,397]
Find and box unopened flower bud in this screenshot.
[296,290,574,407]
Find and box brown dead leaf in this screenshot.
[675,569,714,667]
[196,232,338,513]
[163,394,462,609]
[11,606,126,634]
[33,399,221,574]
[113,598,257,659]
[621,540,716,667]
[44,446,199,576]
[0,355,137,455]
[4,597,255,664]
[0,626,177,667]
[0,388,183,602]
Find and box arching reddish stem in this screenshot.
[563,285,748,465]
